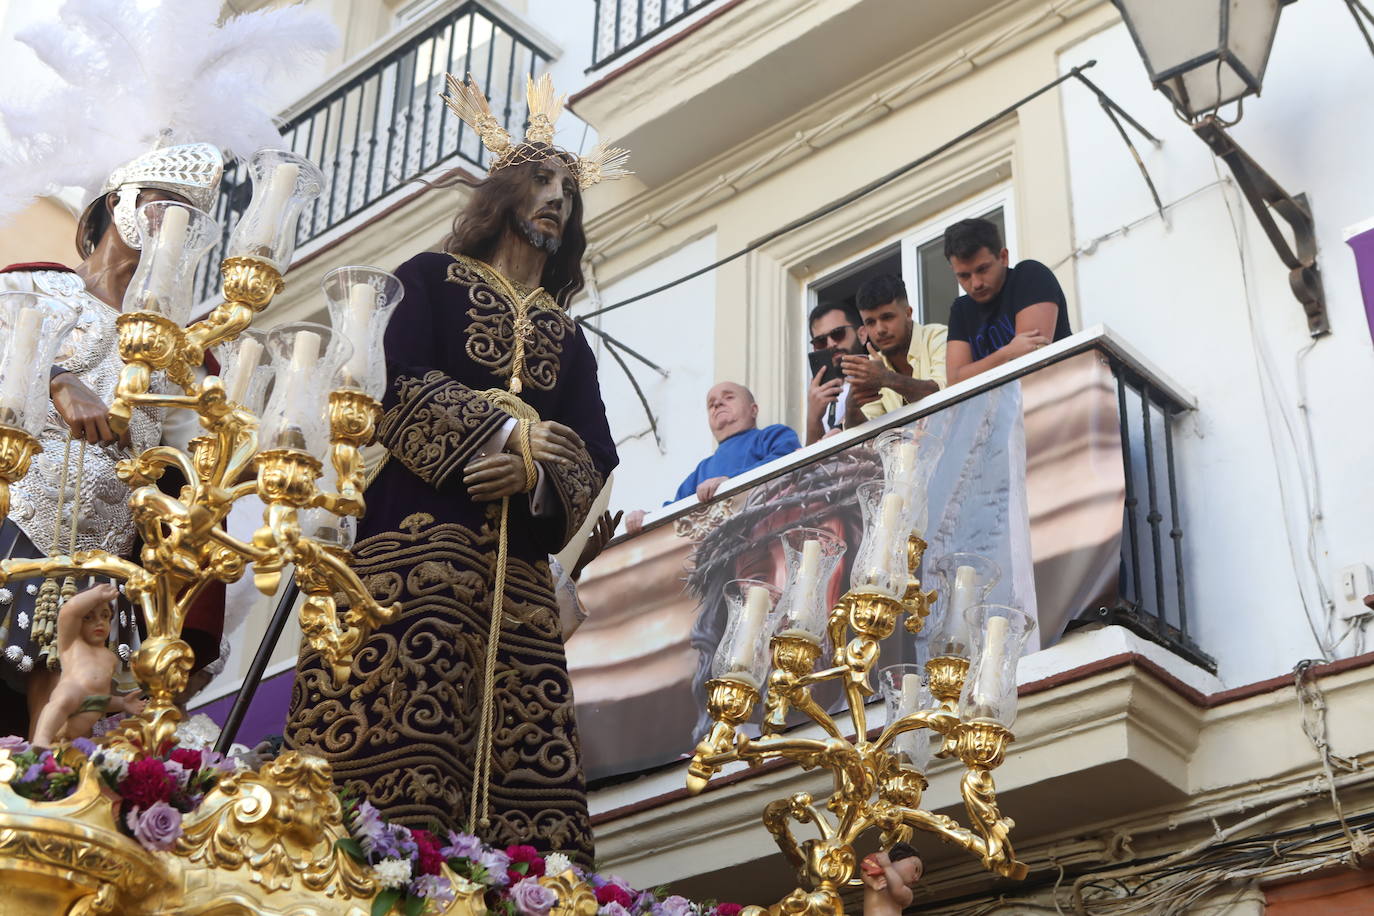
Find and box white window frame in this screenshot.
[899,182,1018,324]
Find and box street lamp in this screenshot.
[1111,0,1329,337]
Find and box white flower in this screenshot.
[174,713,221,750]
[95,748,132,782]
[4,645,20,662]
[16,611,28,629]
[118,644,130,661]
[373,857,413,889]
[0,586,12,605]
[18,654,32,672]
[544,852,574,877]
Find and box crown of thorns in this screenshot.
[441,72,632,190]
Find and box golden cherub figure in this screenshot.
[29,583,145,747]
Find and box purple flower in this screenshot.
[128,801,183,851]
[0,735,31,753]
[410,873,458,904]
[442,831,484,861]
[600,903,632,916]
[201,750,235,773]
[353,801,387,854]
[654,896,696,916]
[70,737,97,757]
[511,877,559,916]
[477,847,512,887]
[635,890,657,912]
[20,763,43,782]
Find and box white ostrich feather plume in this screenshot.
[0,0,338,224]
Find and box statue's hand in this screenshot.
[51,373,128,446]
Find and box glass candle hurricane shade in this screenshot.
[872,426,940,538]
[225,149,326,272]
[122,201,220,325]
[879,663,936,773]
[850,479,919,598]
[0,292,80,432]
[220,328,273,415]
[928,552,1002,658]
[299,505,357,551]
[258,322,352,453]
[957,604,1036,728]
[712,578,782,691]
[771,527,846,646]
[321,266,405,398]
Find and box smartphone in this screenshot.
[808,348,844,385]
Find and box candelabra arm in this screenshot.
[762,798,811,880]
[0,552,147,589]
[184,302,256,355]
[686,677,760,794]
[204,523,272,564]
[296,537,397,632]
[872,707,959,755]
[312,488,365,519]
[118,446,200,495]
[787,689,846,741]
[795,664,847,688]
[959,767,1028,880]
[707,733,833,770]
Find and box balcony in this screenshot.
[194,1,557,304]
[570,0,1003,185]
[592,0,722,69]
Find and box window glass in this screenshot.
[917,206,1005,327]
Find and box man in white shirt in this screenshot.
[805,301,868,444]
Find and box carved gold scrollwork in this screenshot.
[176,752,375,900]
[0,424,38,521]
[541,869,598,916]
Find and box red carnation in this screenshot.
[413,829,445,876]
[506,844,547,883]
[714,905,743,916]
[120,757,178,809]
[168,748,203,772]
[596,885,635,908]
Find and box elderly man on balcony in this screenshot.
[944,217,1071,384]
[625,381,799,534]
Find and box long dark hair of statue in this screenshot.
[442,147,587,306]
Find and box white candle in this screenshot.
[728,585,772,676]
[226,336,263,405]
[253,163,300,251]
[796,538,821,608]
[0,307,43,417]
[899,672,922,717]
[147,204,189,310]
[974,615,1010,710]
[951,565,976,619]
[896,442,917,484]
[345,282,374,383]
[285,330,320,411]
[871,492,903,557]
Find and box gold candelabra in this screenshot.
[686,527,1029,916]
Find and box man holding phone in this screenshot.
[841,274,947,428]
[805,301,867,444]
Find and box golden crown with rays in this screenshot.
[442,72,631,189]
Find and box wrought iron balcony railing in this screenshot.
[592,0,719,68]
[196,2,551,303]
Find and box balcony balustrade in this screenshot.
[194,2,554,303]
[592,0,720,68]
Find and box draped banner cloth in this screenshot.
[286,252,617,865]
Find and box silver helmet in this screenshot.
[75,142,224,256]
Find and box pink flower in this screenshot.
[413,828,445,876]
[510,877,559,916]
[596,884,635,909]
[127,801,183,851]
[506,844,547,883]
[168,748,203,772]
[714,904,743,916]
[120,757,178,809]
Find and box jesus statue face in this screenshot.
[512,158,577,255]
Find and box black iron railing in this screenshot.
[1082,356,1214,671]
[196,2,551,303]
[591,0,719,69]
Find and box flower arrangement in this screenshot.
[0,734,234,852]
[340,798,743,916]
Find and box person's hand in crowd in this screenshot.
[525,420,585,466]
[463,453,530,501]
[696,476,729,502]
[50,372,126,445]
[807,366,845,421]
[624,509,647,535]
[1000,329,1051,361]
[572,510,623,581]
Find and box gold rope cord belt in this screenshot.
[467,281,543,833]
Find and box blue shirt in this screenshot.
[671,424,800,503]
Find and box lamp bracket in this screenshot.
[1192,116,1329,337]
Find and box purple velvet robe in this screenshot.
[286,251,616,864]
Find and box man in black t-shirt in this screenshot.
[943,218,1071,384]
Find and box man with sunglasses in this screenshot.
[805,301,868,444]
